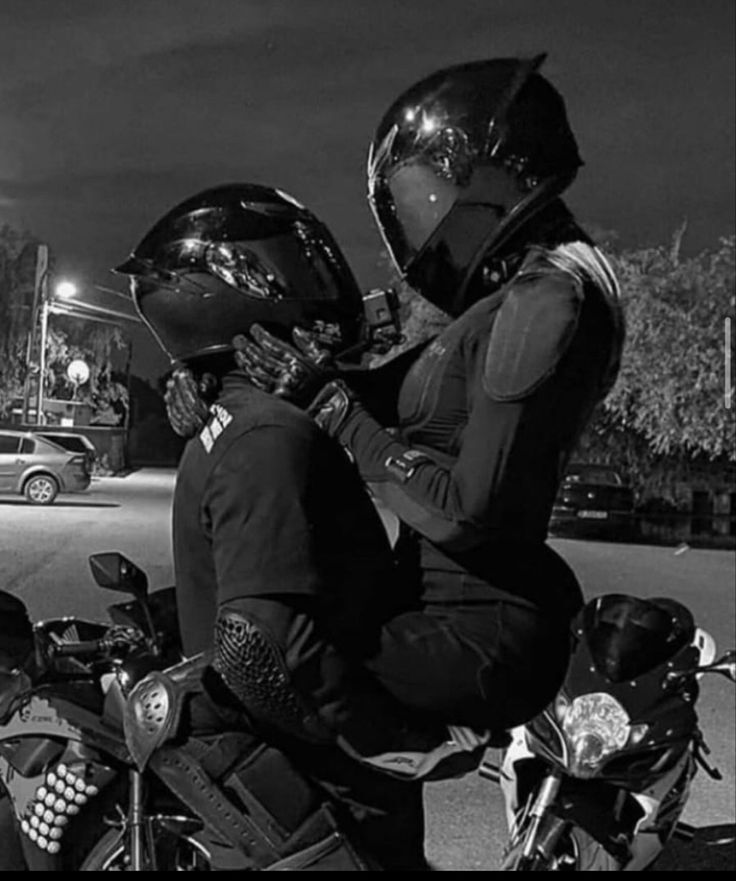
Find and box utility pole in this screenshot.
[36,293,50,425]
[21,244,49,424]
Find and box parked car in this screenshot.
[0,429,91,505]
[549,463,636,539]
[37,431,98,472]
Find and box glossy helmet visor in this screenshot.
[368,56,582,314]
[114,184,364,363]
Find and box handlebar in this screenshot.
[47,627,146,660]
[50,639,109,658]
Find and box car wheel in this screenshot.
[23,474,59,505]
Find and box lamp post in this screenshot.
[21,245,49,424]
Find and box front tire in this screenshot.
[23,474,59,505]
[502,823,621,871]
[78,817,211,871]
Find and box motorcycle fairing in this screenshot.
[0,692,129,817]
[0,688,129,868]
[124,672,184,771]
[556,596,701,781]
[501,728,695,870]
[0,752,44,822]
[123,654,207,771]
[16,757,115,859]
[628,752,693,840]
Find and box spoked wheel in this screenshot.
[23,474,59,505]
[79,815,211,871]
[502,821,621,871]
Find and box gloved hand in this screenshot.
[305,380,359,437]
[164,369,210,438]
[350,725,491,781]
[103,625,147,652]
[232,324,335,408]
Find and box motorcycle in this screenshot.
[0,553,368,872]
[479,592,736,871]
[0,552,214,871]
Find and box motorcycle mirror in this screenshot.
[89,553,160,655]
[89,553,148,600]
[705,650,736,682]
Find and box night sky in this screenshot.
[1,0,734,380]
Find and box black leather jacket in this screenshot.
[335,241,624,610]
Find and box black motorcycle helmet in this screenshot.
[368,55,583,315]
[114,184,365,364]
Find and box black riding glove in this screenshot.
[232,324,336,408]
[164,369,210,438]
[306,380,358,437]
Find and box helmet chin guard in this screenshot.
[114,184,365,364]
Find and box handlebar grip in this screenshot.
[51,639,105,658]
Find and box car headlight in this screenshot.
[559,692,648,778]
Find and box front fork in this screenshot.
[520,771,563,861]
[128,769,146,871]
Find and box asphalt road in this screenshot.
[1,469,734,871]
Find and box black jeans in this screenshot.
[367,576,575,732]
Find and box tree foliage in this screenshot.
[0,223,130,424]
[0,225,40,416]
[46,321,130,425]
[604,231,735,461]
[377,231,735,464]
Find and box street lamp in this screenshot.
[54,280,78,301]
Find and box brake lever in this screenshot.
[693,730,722,780]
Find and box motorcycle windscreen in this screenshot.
[583,594,693,684]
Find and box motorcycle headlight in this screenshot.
[560,692,648,778]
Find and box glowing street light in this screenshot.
[54,280,79,300]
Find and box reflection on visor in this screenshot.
[206,243,285,300]
[368,117,477,275]
[368,118,474,193]
[128,230,345,305]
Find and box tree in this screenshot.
[45,321,130,426]
[0,222,131,424]
[373,231,736,485]
[0,225,40,417]
[603,232,735,461]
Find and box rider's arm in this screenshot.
[320,277,589,552]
